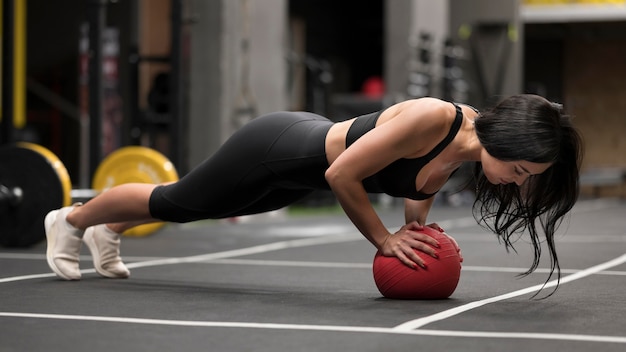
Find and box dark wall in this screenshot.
[289,0,384,93]
[525,21,626,196]
[26,0,134,180]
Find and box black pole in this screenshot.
[1,0,15,145]
[170,0,185,173]
[128,48,140,146]
[87,0,106,179]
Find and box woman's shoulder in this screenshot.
[382,97,457,130]
[391,96,451,110]
[366,98,459,157]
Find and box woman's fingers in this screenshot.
[443,233,464,263]
[384,222,465,269]
[426,222,463,262]
[426,222,445,233]
[407,228,439,249]
[394,249,421,269]
[386,227,441,269]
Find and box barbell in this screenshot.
[0,142,179,247]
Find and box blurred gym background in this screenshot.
[1,0,625,203]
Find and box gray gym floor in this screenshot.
[1,198,625,351]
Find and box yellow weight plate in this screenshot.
[17,142,72,207]
[92,146,179,237]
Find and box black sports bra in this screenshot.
[345,102,470,200]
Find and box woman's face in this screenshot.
[480,149,552,186]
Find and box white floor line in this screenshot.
[0,269,99,284]
[0,253,168,261]
[0,272,57,283]
[210,258,372,268]
[1,198,625,344]
[436,216,478,230]
[393,253,626,331]
[3,254,626,280]
[572,197,624,214]
[206,259,626,276]
[0,311,624,344]
[0,233,360,284]
[122,232,359,270]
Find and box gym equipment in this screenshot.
[0,143,71,247]
[442,38,469,104]
[406,32,433,99]
[0,143,178,247]
[92,146,179,237]
[372,226,462,299]
[461,22,517,105]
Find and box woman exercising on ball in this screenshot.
[45,94,583,294]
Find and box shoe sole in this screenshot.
[45,210,78,280]
[83,228,129,279]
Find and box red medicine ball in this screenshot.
[373,226,462,299]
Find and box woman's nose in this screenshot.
[514,173,529,186]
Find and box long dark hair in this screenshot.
[472,94,584,297]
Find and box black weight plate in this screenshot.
[0,145,65,247]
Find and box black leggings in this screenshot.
[149,111,334,222]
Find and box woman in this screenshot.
[45,94,583,294]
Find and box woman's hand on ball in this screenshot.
[426,222,445,233]
[444,233,463,263]
[426,223,463,263]
[381,221,439,269]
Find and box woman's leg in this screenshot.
[45,183,157,281]
[46,111,331,280]
[105,219,160,234]
[148,111,331,221]
[66,183,158,230]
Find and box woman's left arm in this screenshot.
[404,197,435,225]
[406,196,464,262]
[326,98,453,268]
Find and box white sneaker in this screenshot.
[44,206,84,280]
[83,224,130,279]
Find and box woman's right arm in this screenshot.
[325,98,452,268]
[326,167,439,268]
[404,197,435,225]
